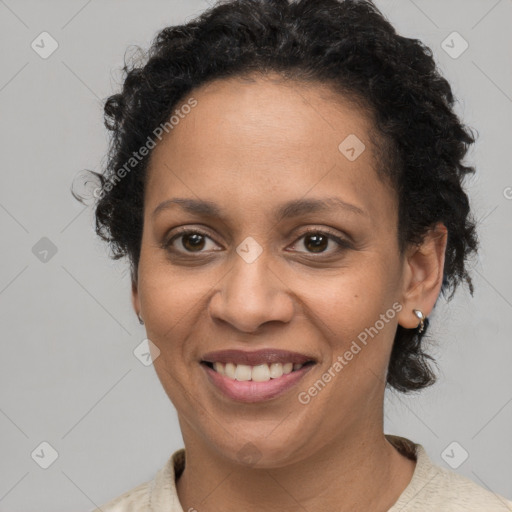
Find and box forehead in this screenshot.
[150,74,375,165]
[144,74,395,222]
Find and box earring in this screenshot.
[138,313,144,325]
[412,309,425,334]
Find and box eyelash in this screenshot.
[163,227,352,257]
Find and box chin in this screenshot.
[210,433,310,469]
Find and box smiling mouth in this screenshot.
[201,360,316,382]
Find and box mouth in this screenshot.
[200,348,317,403]
[200,360,316,380]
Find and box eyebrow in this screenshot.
[152,197,367,221]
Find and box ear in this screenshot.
[132,277,142,321]
[397,222,448,329]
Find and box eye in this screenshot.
[163,227,351,256]
[164,228,220,254]
[289,228,351,255]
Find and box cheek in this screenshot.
[139,266,204,408]
[139,236,402,349]
[139,259,206,334]
[137,269,207,393]
[301,260,400,383]
[299,259,398,331]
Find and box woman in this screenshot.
[80,0,512,510]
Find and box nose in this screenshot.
[208,251,295,333]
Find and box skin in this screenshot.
[132,73,448,512]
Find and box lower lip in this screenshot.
[201,363,315,403]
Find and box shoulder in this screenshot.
[92,448,186,512]
[387,435,512,512]
[91,480,151,511]
[419,462,512,511]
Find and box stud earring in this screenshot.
[412,309,425,334]
[138,314,144,325]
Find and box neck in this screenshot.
[176,429,416,512]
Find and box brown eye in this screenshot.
[303,232,329,253]
[181,232,206,252]
[165,229,219,254]
[290,229,351,256]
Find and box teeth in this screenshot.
[213,362,225,375]
[209,361,305,381]
[234,364,252,381]
[269,363,283,379]
[283,362,293,374]
[251,364,271,382]
[224,362,236,379]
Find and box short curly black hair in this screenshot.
[74,0,478,393]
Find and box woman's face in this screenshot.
[134,75,411,466]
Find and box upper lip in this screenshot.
[201,349,316,366]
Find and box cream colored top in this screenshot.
[94,435,512,511]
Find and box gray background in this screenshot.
[0,0,511,510]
